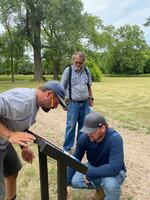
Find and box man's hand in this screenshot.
[67,186,72,200]
[83,175,94,188]
[21,146,35,164]
[89,99,94,107]
[83,175,90,185]
[8,131,36,146]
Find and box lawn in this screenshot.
[0,74,53,92]
[93,77,150,134]
[0,76,150,199]
[1,76,148,133]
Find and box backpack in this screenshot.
[68,66,90,100]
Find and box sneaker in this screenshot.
[63,149,74,155]
[68,149,74,155]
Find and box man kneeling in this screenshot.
[67,112,126,200]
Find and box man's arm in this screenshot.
[67,135,86,185]
[86,67,94,107]
[88,86,94,107]
[0,122,35,146]
[61,67,69,89]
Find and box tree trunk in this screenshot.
[24,1,44,81]
[5,22,14,82]
[10,46,14,82]
[53,61,60,80]
[33,47,43,81]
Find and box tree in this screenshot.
[0,0,20,81]
[143,48,150,73]
[0,30,28,75]
[144,58,150,73]
[106,25,147,74]
[42,0,85,79]
[17,0,48,81]
[86,59,102,81]
[0,0,116,80]
[81,14,104,50]
[143,17,150,27]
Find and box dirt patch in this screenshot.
[31,108,150,200]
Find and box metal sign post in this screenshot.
[27,130,88,200]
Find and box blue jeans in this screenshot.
[71,163,126,200]
[63,101,90,151]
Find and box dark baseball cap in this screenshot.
[44,81,66,109]
[80,112,107,134]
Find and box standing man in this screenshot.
[0,80,66,200]
[61,52,94,152]
[67,112,126,200]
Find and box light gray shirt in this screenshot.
[61,65,92,101]
[0,88,39,145]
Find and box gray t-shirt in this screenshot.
[0,88,39,145]
[61,65,92,101]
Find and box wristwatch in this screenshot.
[89,96,94,101]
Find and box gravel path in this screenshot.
[31,108,150,200]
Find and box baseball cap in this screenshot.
[80,112,107,134]
[44,81,66,109]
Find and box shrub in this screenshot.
[144,58,150,73]
[86,60,103,81]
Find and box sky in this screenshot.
[0,1,149,44]
[82,0,150,45]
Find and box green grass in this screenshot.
[93,77,150,134]
[0,74,34,81]
[1,76,150,199]
[0,74,53,81]
[127,197,135,200]
[0,75,53,92]
[105,73,150,77]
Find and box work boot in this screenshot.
[89,187,105,200]
[6,195,17,200]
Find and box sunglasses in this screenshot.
[75,61,83,65]
[50,92,59,108]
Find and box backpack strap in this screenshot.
[69,66,72,100]
[68,66,90,100]
[84,67,90,87]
